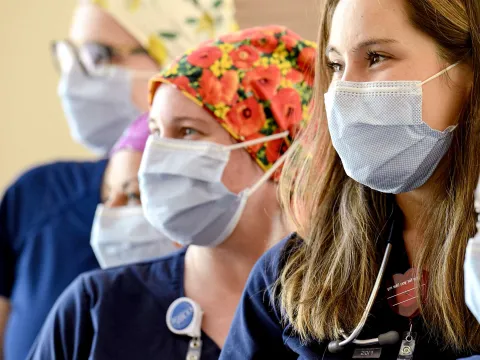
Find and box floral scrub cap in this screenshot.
[149,25,316,177]
[89,0,238,66]
[111,112,149,154]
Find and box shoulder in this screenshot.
[78,248,187,304]
[219,234,301,360]
[8,159,107,197]
[248,233,300,292]
[0,159,107,236]
[240,233,301,318]
[2,159,107,204]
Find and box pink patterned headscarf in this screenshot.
[110,112,150,155]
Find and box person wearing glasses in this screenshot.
[27,25,316,360]
[0,2,235,360]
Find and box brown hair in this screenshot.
[278,0,480,351]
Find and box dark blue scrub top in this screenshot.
[220,230,480,360]
[27,248,221,360]
[0,160,107,360]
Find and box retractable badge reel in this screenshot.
[386,268,428,360]
[167,297,204,360]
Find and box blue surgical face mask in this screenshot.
[138,132,292,248]
[90,204,178,269]
[58,63,142,155]
[325,63,459,194]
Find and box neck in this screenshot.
[183,194,289,347]
[395,178,436,263]
[185,203,287,295]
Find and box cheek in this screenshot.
[422,81,468,130]
[221,150,262,194]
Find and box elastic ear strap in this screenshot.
[247,141,300,196]
[226,131,290,151]
[420,62,460,86]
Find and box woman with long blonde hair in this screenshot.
[221,0,480,358]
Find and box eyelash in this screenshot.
[365,50,389,66]
[326,50,390,73]
[327,61,343,73]
[181,127,199,137]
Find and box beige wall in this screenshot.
[0,0,321,194]
[0,0,93,194]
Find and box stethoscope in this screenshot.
[327,218,401,353]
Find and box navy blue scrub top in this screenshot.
[0,160,107,360]
[220,230,480,360]
[27,248,221,360]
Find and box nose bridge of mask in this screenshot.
[144,131,291,188]
[329,61,460,92]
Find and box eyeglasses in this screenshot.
[51,40,148,76]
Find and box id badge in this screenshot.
[352,347,382,359]
[397,332,417,360]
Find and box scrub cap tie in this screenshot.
[89,0,238,66]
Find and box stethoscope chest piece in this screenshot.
[167,297,204,360]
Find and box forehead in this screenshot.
[328,0,411,51]
[69,3,138,46]
[149,84,210,122]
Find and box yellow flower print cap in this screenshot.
[89,0,238,67]
[149,26,316,179]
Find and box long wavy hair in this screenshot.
[278,0,480,351]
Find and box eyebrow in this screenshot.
[104,177,139,194]
[172,116,209,126]
[326,38,398,55]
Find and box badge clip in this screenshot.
[167,297,204,360]
[396,323,417,360]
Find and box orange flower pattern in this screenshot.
[149,26,316,175]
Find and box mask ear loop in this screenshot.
[224,131,289,151]
[245,141,300,197]
[91,66,157,80]
[419,61,460,86]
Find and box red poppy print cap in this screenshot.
[149,25,316,177]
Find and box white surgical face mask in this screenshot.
[465,235,480,322]
[58,63,142,155]
[325,63,459,194]
[138,132,293,247]
[90,204,178,269]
